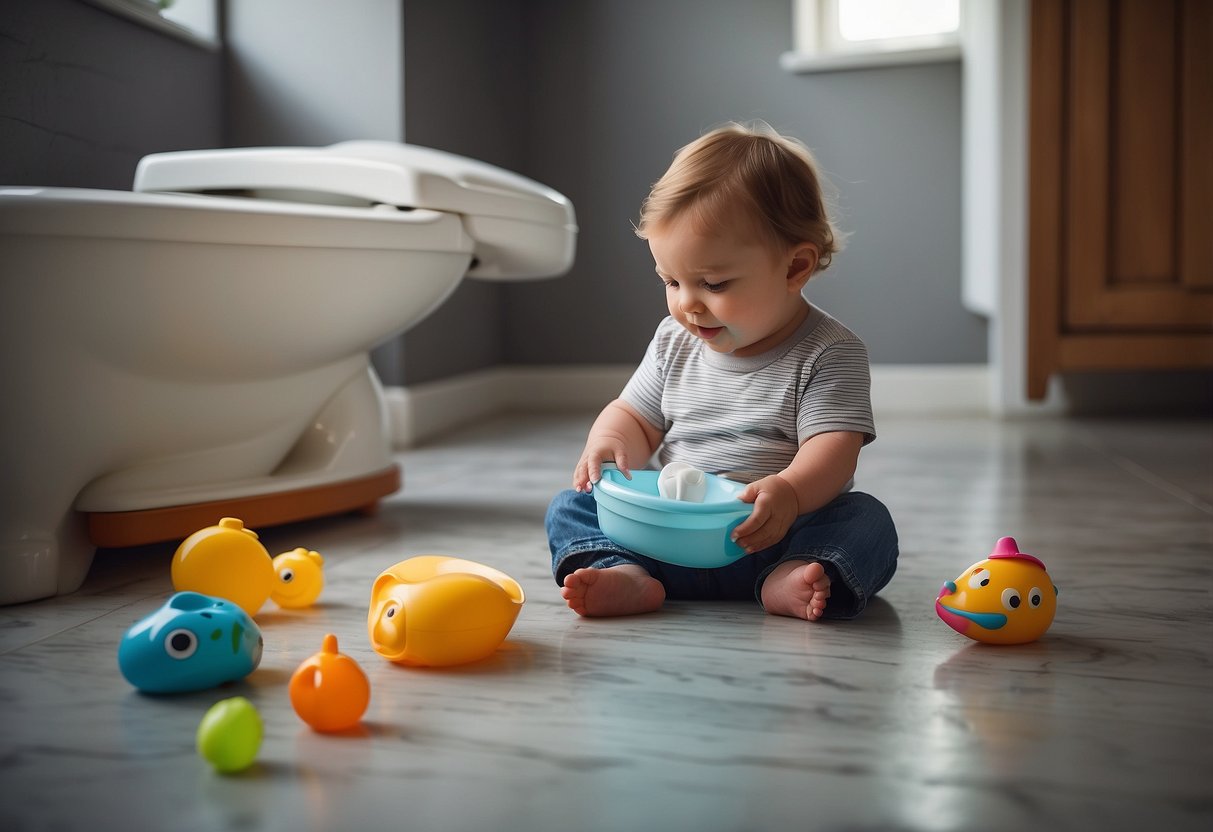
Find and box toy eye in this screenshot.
[968,568,991,589]
[1001,588,1021,610]
[279,567,295,583]
[1028,587,1043,608]
[385,604,398,619]
[165,628,198,659]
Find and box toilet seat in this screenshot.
[134,140,577,279]
[0,187,469,253]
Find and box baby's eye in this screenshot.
[663,279,679,289]
[703,280,728,293]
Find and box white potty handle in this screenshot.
[657,462,708,503]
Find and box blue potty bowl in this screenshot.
[591,465,753,568]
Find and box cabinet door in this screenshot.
[1066,0,1212,325]
[1028,0,1213,398]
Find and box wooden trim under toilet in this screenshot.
[84,465,402,548]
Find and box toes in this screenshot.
[802,562,831,594]
[800,562,827,584]
[563,568,596,590]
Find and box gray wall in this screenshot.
[396,0,529,383]
[0,0,222,189]
[396,0,985,382]
[225,0,402,148]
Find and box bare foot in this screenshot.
[760,560,831,621]
[561,565,665,617]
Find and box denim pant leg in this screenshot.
[546,489,647,583]
[545,489,718,597]
[750,491,899,619]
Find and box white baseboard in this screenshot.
[869,364,992,417]
[385,363,991,448]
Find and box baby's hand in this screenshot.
[573,443,633,493]
[732,475,799,553]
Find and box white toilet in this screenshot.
[0,141,577,605]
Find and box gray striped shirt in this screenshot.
[620,305,875,484]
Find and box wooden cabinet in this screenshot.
[1027,0,1213,399]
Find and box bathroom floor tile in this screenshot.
[1,412,1210,831]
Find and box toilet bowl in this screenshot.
[0,141,576,605]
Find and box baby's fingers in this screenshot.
[730,515,757,541]
[573,461,591,492]
[586,455,608,488]
[583,452,615,490]
[731,501,769,543]
[613,451,632,480]
[739,527,779,554]
[590,449,634,486]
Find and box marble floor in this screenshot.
[1,412,1211,832]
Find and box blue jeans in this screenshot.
[545,488,899,619]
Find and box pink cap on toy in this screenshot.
[987,536,1046,570]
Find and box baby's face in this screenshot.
[648,213,812,356]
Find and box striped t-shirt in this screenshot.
[620,305,875,484]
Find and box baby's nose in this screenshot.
[680,293,706,314]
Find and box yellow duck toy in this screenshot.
[367,556,525,667]
[271,548,325,608]
[936,537,1058,644]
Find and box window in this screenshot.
[783,0,961,73]
[82,0,219,49]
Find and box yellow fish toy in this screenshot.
[936,537,1058,645]
[367,556,524,667]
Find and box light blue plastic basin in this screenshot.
[591,465,753,568]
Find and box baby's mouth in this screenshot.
[693,324,724,340]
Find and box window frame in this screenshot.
[80,0,220,50]
[782,0,962,74]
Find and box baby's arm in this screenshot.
[731,430,864,553]
[574,399,664,492]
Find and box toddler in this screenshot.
[545,122,898,621]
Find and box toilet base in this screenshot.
[85,465,401,549]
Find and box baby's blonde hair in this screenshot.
[635,121,843,271]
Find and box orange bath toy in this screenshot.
[367,556,525,667]
[271,548,325,608]
[171,517,274,616]
[289,633,370,732]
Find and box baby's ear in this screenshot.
[786,243,820,290]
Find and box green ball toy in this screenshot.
[196,696,262,773]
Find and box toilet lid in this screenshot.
[134,141,576,279]
[135,141,571,228]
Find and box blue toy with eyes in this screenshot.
[118,592,264,694]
